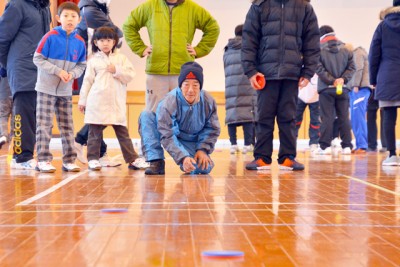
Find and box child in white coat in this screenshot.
[78,26,141,171]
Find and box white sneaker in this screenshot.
[331,138,341,148]
[309,144,318,153]
[342,147,352,155]
[62,163,81,172]
[74,141,87,164]
[230,145,239,154]
[0,135,6,149]
[242,145,254,154]
[99,153,121,167]
[130,157,149,169]
[10,159,37,170]
[314,146,332,155]
[382,155,399,166]
[36,161,56,173]
[88,160,102,171]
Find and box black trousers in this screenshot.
[12,91,37,162]
[254,79,298,164]
[367,96,386,149]
[318,89,353,149]
[227,122,255,146]
[382,107,397,152]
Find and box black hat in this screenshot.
[235,24,243,36]
[319,25,334,37]
[394,0,400,6]
[178,62,204,89]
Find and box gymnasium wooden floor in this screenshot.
[0,144,399,267]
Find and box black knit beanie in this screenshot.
[319,25,334,37]
[394,0,400,6]
[178,62,204,90]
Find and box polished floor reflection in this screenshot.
[0,145,399,267]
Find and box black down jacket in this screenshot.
[242,0,320,81]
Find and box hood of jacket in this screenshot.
[165,0,185,5]
[383,7,400,32]
[78,0,109,14]
[225,36,242,50]
[320,35,342,54]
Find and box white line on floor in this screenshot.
[340,173,400,197]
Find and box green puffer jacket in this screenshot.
[123,0,219,75]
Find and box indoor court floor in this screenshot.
[0,143,399,266]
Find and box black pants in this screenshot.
[254,79,298,164]
[367,96,386,149]
[319,89,353,149]
[75,124,107,158]
[12,91,37,162]
[382,107,397,152]
[227,122,255,146]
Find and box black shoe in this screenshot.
[145,159,165,175]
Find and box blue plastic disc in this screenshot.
[202,251,244,257]
[101,208,128,213]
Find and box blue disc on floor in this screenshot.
[202,251,244,257]
[101,208,128,213]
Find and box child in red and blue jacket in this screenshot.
[33,2,86,173]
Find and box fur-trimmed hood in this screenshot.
[380,6,400,20]
[382,6,400,32]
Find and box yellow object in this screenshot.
[336,84,343,95]
[7,136,13,165]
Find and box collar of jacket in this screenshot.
[54,26,77,38]
[164,0,185,6]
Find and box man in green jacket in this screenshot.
[123,0,220,112]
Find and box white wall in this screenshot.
[109,0,392,92]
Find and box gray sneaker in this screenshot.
[382,155,399,166]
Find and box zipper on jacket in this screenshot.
[168,7,174,74]
[278,2,285,78]
[56,34,70,95]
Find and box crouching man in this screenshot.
[139,62,221,175]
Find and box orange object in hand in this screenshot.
[255,75,265,90]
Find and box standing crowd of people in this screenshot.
[0,0,399,175]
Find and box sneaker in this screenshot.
[36,161,56,173]
[0,135,6,149]
[331,138,341,148]
[313,147,332,155]
[382,155,399,166]
[230,145,239,154]
[342,147,352,155]
[242,145,254,154]
[10,159,37,170]
[99,153,121,167]
[352,148,367,154]
[309,144,318,153]
[379,147,388,153]
[88,160,102,171]
[279,157,304,171]
[145,159,165,175]
[128,157,149,170]
[74,141,87,164]
[62,163,81,172]
[246,158,271,170]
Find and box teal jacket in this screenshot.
[123,0,220,75]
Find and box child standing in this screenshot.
[0,67,12,149]
[223,24,256,155]
[33,2,86,173]
[295,74,320,152]
[315,25,355,155]
[78,26,140,171]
